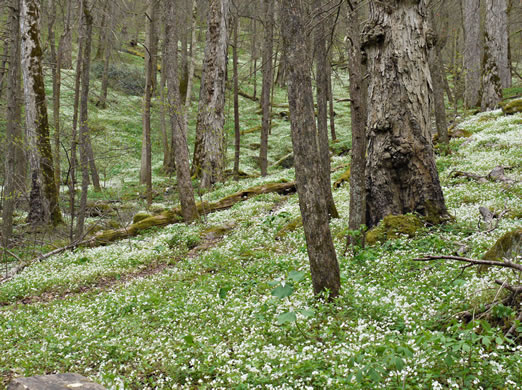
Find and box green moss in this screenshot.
[499,98,522,115]
[366,214,423,245]
[483,228,522,261]
[333,168,351,188]
[200,224,235,240]
[133,211,152,224]
[275,217,303,239]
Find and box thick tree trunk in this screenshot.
[362,0,448,228]
[192,0,229,188]
[165,1,199,222]
[462,0,482,108]
[489,0,510,88]
[232,16,241,178]
[76,0,94,239]
[281,0,340,299]
[259,0,274,177]
[3,0,24,247]
[481,0,504,110]
[21,0,62,226]
[346,0,367,235]
[60,0,73,69]
[313,0,338,219]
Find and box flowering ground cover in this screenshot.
[0,108,521,389]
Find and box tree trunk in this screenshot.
[259,0,274,177]
[48,0,61,193]
[184,0,197,127]
[428,9,449,145]
[192,0,229,188]
[481,0,504,110]
[21,0,62,226]
[232,15,241,178]
[60,0,73,69]
[327,60,336,141]
[140,0,159,200]
[165,0,199,222]
[140,0,159,205]
[160,32,171,172]
[76,0,94,239]
[251,19,258,100]
[346,0,368,235]
[281,0,340,299]
[362,0,448,228]
[462,0,482,108]
[2,0,24,247]
[97,1,113,109]
[313,0,338,219]
[490,0,510,88]
[0,36,9,100]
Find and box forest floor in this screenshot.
[0,49,521,388]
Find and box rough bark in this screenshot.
[192,0,229,188]
[259,0,274,177]
[428,9,449,144]
[251,18,258,99]
[48,0,61,193]
[487,0,510,88]
[313,0,338,219]
[232,15,241,178]
[462,0,482,108]
[481,0,504,110]
[327,60,335,141]
[346,0,367,234]
[2,0,24,247]
[165,1,199,222]
[362,0,448,228]
[21,0,62,226]
[60,0,73,69]
[97,1,113,109]
[183,0,197,127]
[281,0,340,299]
[76,0,94,239]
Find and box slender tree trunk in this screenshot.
[97,1,113,109]
[76,0,94,239]
[346,0,367,235]
[3,0,23,247]
[259,0,274,176]
[192,0,229,188]
[362,0,448,228]
[61,0,73,69]
[481,0,505,110]
[463,0,482,108]
[140,0,159,205]
[140,0,159,200]
[21,0,63,226]
[251,18,258,100]
[232,15,241,178]
[313,0,338,219]
[184,0,197,126]
[428,9,449,145]
[327,61,336,141]
[281,0,340,299]
[94,1,108,60]
[0,38,9,100]
[160,34,171,172]
[165,0,198,222]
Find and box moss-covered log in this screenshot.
[89,181,296,246]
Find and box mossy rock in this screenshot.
[333,168,351,188]
[366,214,423,245]
[133,211,153,224]
[499,97,522,115]
[200,223,235,240]
[448,128,473,139]
[483,228,522,261]
[275,217,302,239]
[85,201,116,217]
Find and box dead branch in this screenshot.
[413,255,522,273]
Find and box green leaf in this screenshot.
[271,284,294,299]
[394,357,405,371]
[368,367,381,382]
[288,270,305,283]
[481,336,491,347]
[218,287,230,299]
[299,309,315,318]
[183,335,194,345]
[267,280,281,287]
[277,311,297,324]
[495,336,503,345]
[375,346,386,355]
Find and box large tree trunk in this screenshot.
[281,0,340,299]
[362,0,448,228]
[259,0,274,177]
[346,0,368,235]
[2,0,24,247]
[481,0,504,110]
[165,1,199,222]
[76,0,94,239]
[313,0,338,219]
[462,0,482,108]
[192,0,229,189]
[139,0,159,205]
[488,0,510,88]
[21,0,62,226]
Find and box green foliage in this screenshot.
[91,61,145,95]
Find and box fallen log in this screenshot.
[90,181,297,246]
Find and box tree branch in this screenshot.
[413,255,522,273]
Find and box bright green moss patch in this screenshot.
[366,214,424,245]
